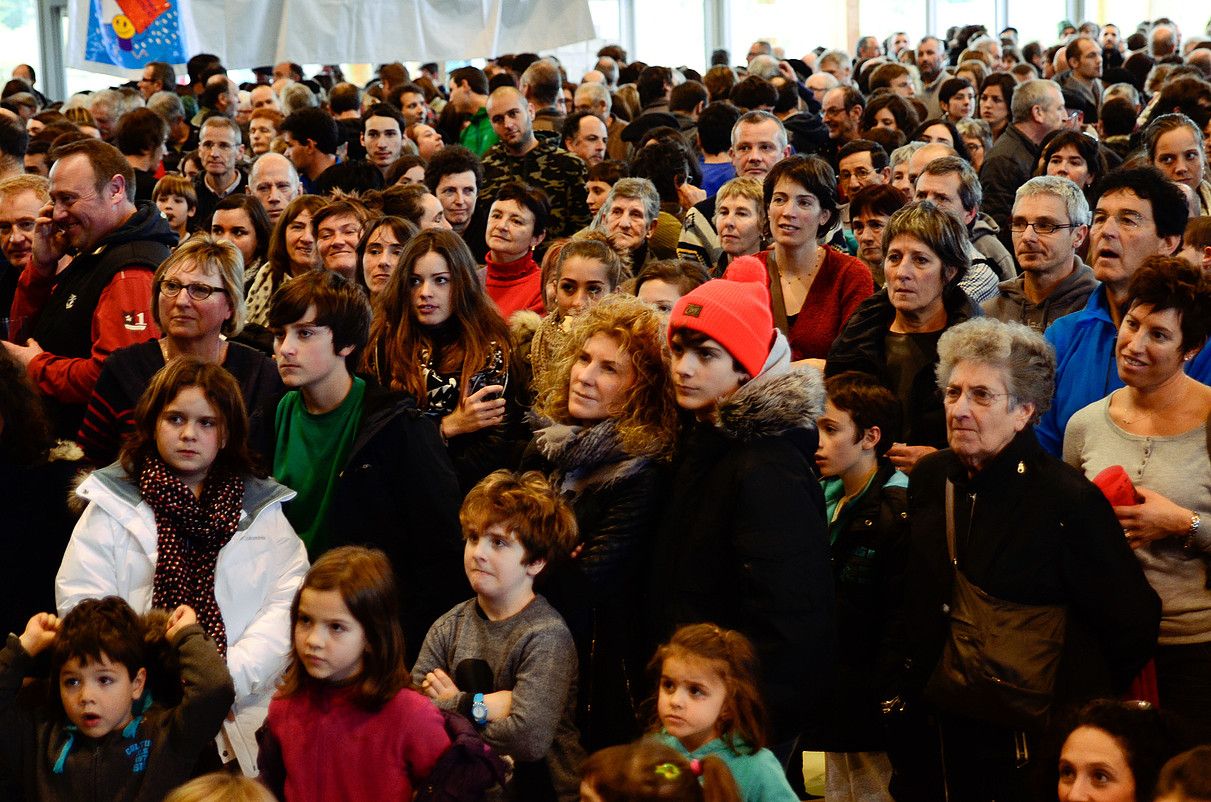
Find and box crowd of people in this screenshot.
[2,13,1211,802]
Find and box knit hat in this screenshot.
[667,256,774,378]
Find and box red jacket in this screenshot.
[260,684,451,802]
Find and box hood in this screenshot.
[715,331,825,442]
[995,258,1097,306]
[98,202,181,252]
[534,418,655,487]
[971,211,1001,237]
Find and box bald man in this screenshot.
[248,152,301,224]
[480,87,590,238]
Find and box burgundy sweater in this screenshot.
[742,248,874,361]
[260,684,450,802]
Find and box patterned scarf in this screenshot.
[139,454,243,657]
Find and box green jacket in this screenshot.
[460,107,498,156]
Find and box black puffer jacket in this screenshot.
[326,382,466,665]
[530,419,670,750]
[826,285,980,449]
[647,341,836,745]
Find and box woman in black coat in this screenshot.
[884,318,1161,802]
[528,295,679,750]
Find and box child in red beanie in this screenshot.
[647,263,838,769]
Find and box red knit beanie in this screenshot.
[667,255,774,378]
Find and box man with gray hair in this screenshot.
[747,54,781,81]
[983,175,1096,330]
[148,90,193,173]
[574,80,628,162]
[855,36,881,61]
[248,152,301,224]
[818,49,853,85]
[520,58,565,134]
[90,88,143,141]
[597,177,661,269]
[678,110,790,267]
[979,78,1067,251]
[1150,24,1178,59]
[913,154,1015,280]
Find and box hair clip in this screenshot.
[690,758,703,776]
[654,762,681,780]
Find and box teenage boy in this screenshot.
[647,261,837,753]
[814,371,911,799]
[0,598,234,801]
[267,270,463,661]
[413,470,583,802]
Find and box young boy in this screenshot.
[647,265,837,752]
[0,598,234,801]
[413,469,583,802]
[267,269,463,663]
[814,371,911,798]
[152,174,197,244]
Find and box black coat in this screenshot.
[646,366,837,745]
[528,421,670,751]
[824,460,911,752]
[884,429,1160,800]
[826,285,980,449]
[325,382,466,664]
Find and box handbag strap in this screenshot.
[763,251,791,337]
[944,479,958,568]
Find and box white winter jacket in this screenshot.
[56,464,309,776]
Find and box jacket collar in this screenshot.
[714,336,825,443]
[945,426,1045,491]
[83,463,294,527]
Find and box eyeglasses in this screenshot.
[943,385,1011,406]
[1009,220,1079,235]
[159,280,227,300]
[839,166,875,181]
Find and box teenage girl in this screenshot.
[651,624,799,802]
[580,739,741,802]
[258,546,451,801]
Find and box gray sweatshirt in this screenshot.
[982,258,1097,332]
[413,595,584,801]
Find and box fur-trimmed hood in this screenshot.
[534,418,656,494]
[714,331,826,442]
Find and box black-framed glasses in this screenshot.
[159,280,227,301]
[1009,220,1079,235]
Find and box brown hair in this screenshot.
[634,259,710,298]
[581,740,742,802]
[649,623,768,754]
[368,229,511,406]
[824,371,902,456]
[535,294,679,458]
[459,470,578,567]
[120,357,259,479]
[267,269,372,370]
[265,194,326,283]
[1124,255,1211,351]
[50,137,136,202]
[152,173,197,210]
[277,546,412,710]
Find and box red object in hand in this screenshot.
[1092,465,1143,507]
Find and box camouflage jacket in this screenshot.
[481,131,591,238]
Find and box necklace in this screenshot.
[780,246,825,286]
[1112,389,1178,427]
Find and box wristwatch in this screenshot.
[471,692,488,726]
[1183,511,1202,552]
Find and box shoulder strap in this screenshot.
[945,479,958,568]
[763,251,790,336]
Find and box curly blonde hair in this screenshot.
[535,294,678,459]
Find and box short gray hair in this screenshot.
[1014,175,1091,226]
[599,177,659,227]
[883,201,971,285]
[730,109,787,150]
[147,90,185,125]
[281,82,318,116]
[575,81,611,113]
[890,141,925,170]
[1011,79,1060,124]
[1102,82,1139,107]
[936,317,1056,421]
[748,54,781,80]
[819,50,849,71]
[955,117,992,153]
[249,152,300,189]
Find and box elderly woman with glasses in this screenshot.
[884,316,1160,802]
[77,236,283,468]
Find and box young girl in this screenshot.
[365,228,530,492]
[528,232,624,391]
[56,358,308,776]
[650,625,799,802]
[258,546,451,802]
[580,740,741,802]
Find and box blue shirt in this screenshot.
[1036,285,1211,456]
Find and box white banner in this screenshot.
[68,0,597,76]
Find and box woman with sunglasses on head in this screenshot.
[78,236,283,469]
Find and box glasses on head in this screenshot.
[943,385,1011,406]
[1009,220,1079,235]
[159,279,227,300]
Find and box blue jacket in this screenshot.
[1037,285,1211,456]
